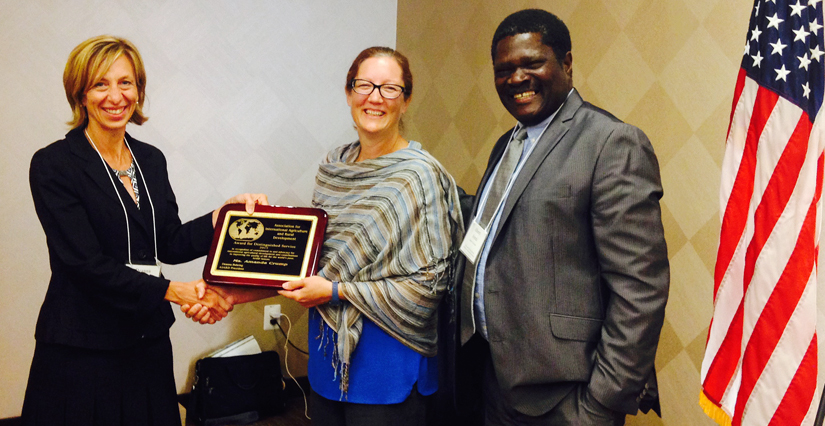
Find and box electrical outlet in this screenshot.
[263,304,281,330]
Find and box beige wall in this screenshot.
[396,0,753,424]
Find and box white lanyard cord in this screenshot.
[125,138,159,266]
[85,130,158,266]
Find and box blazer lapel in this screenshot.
[492,90,584,242]
[68,129,122,203]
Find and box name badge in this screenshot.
[459,221,489,264]
[127,263,162,277]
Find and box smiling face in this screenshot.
[346,56,410,138]
[83,55,138,136]
[493,32,572,126]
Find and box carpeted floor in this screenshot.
[180,397,311,426]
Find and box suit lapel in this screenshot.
[469,129,515,219]
[492,90,584,242]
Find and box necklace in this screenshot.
[111,161,140,209]
[83,130,141,209]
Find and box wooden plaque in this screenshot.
[203,204,327,287]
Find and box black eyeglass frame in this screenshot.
[350,79,407,99]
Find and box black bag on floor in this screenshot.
[188,351,286,426]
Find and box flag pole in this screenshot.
[816,385,825,426]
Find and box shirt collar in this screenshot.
[518,88,574,144]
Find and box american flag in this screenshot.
[700,0,825,425]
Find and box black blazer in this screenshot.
[30,127,214,350]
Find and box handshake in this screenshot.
[166,280,281,324]
[165,280,236,325]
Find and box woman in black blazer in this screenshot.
[21,35,266,426]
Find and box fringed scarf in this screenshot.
[312,140,464,394]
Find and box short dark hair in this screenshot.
[491,9,571,64]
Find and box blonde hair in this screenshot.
[63,35,148,129]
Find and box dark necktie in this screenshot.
[476,126,528,228]
[460,126,528,341]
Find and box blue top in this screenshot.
[307,308,438,403]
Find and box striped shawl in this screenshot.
[312,140,464,392]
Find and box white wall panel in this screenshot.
[0,0,397,417]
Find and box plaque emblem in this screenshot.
[228,218,264,242]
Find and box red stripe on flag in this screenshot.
[768,334,817,426]
[714,87,780,299]
[727,68,748,140]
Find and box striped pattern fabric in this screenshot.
[700,1,825,425]
[312,140,464,392]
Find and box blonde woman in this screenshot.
[22,35,265,426]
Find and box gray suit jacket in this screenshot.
[459,89,669,416]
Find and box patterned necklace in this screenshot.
[112,161,140,209]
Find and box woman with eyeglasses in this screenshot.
[183,46,464,425]
[278,46,464,425]
[22,35,266,426]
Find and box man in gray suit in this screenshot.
[457,9,670,425]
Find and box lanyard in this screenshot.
[85,130,159,267]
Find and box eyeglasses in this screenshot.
[350,79,406,99]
